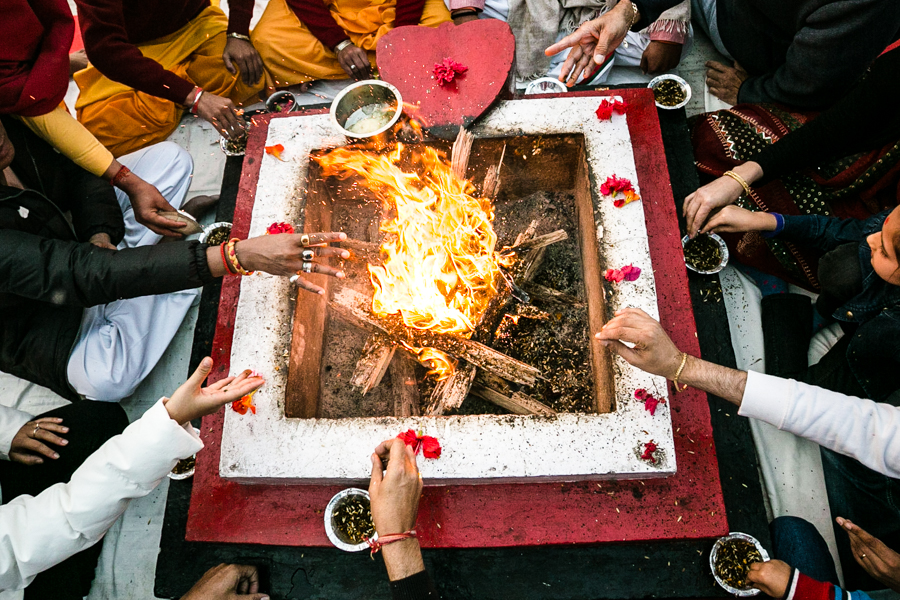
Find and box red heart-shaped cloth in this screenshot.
[376,20,515,136]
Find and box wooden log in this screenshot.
[350,335,396,395]
[424,362,477,416]
[522,282,584,307]
[451,126,474,181]
[507,229,568,252]
[341,238,380,255]
[481,144,505,199]
[390,350,421,417]
[329,287,542,386]
[513,219,538,246]
[470,385,556,416]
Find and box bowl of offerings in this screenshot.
[324,488,376,552]
[648,74,691,110]
[199,222,233,246]
[168,428,201,480]
[682,232,729,274]
[266,90,298,114]
[330,80,403,139]
[710,532,769,596]
[524,77,567,95]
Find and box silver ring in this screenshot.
[33,424,40,437]
[289,274,300,284]
[350,64,357,70]
[302,261,313,273]
[302,249,315,261]
[300,234,310,246]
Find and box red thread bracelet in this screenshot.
[190,88,204,115]
[110,165,131,187]
[366,530,417,558]
[220,243,237,275]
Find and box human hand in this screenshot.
[452,12,479,24]
[124,179,189,237]
[163,357,265,426]
[234,232,349,295]
[706,61,749,105]
[838,517,900,592]
[89,232,117,250]
[194,91,246,139]
[746,560,791,598]
[69,49,89,76]
[223,37,264,87]
[640,40,682,74]
[594,308,684,379]
[336,43,371,80]
[9,417,69,465]
[180,564,269,600]
[545,0,632,87]
[702,205,778,236]
[684,177,744,236]
[369,438,423,534]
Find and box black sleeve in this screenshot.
[0,115,125,245]
[389,570,439,600]
[0,230,214,307]
[630,0,681,30]
[753,48,900,184]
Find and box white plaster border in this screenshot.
[220,97,676,484]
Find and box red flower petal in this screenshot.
[621,265,641,282]
[613,199,625,208]
[641,440,658,463]
[421,435,442,459]
[265,144,285,161]
[612,99,629,114]
[397,429,418,447]
[266,221,295,235]
[595,101,614,120]
[434,58,468,88]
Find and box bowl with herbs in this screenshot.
[710,532,769,596]
[648,74,691,110]
[199,222,233,246]
[682,232,729,274]
[324,488,376,552]
[220,129,249,157]
[168,428,200,480]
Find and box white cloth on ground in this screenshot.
[0,399,202,591]
[66,142,201,402]
[739,370,900,479]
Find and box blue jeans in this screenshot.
[821,448,900,591]
[771,516,839,586]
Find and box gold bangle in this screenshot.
[672,352,688,393]
[227,32,251,42]
[723,170,752,196]
[628,0,640,28]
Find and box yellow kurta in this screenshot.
[251,0,450,91]
[74,6,263,158]
[18,105,114,177]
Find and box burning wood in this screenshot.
[450,126,474,181]
[350,336,396,395]
[390,351,421,417]
[471,373,556,416]
[425,362,477,416]
[482,144,505,199]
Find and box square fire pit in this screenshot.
[219,96,675,485]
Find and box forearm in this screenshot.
[395,0,427,27]
[678,355,747,406]
[382,539,426,581]
[17,107,115,178]
[285,0,348,49]
[226,0,254,36]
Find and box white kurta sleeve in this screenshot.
[0,406,34,461]
[739,371,900,479]
[0,399,202,591]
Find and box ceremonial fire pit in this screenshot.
[219,96,676,485]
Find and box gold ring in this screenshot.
[862,553,867,559]
[32,424,40,437]
[300,234,310,246]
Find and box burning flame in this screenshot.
[402,343,455,381]
[315,143,502,336]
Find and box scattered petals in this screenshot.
[231,389,257,415]
[266,221,295,235]
[595,98,629,121]
[641,440,659,463]
[605,264,641,283]
[265,144,285,161]
[397,429,442,459]
[613,189,642,208]
[635,388,666,416]
[433,58,468,88]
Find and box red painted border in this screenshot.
[186,90,729,547]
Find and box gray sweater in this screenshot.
[634,0,900,109]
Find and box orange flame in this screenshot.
[315,143,502,336]
[402,343,455,381]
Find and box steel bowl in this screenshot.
[710,532,770,596]
[330,80,403,139]
[199,222,233,245]
[648,74,691,110]
[524,77,568,95]
[324,488,375,552]
[266,90,298,114]
[168,428,201,480]
[682,232,729,275]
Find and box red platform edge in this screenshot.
[186,89,730,548]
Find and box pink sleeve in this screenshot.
[647,19,688,45]
[446,0,484,11]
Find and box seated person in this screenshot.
[73,0,266,157]
[596,308,900,590]
[0,359,264,598]
[684,41,900,291]
[249,0,450,89]
[748,516,900,599]
[545,0,900,107]
[448,0,691,89]
[0,0,201,238]
[0,116,347,402]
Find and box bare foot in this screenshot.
[181,194,219,219]
[69,50,88,76]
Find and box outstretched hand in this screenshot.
[164,357,265,425]
[235,232,349,295]
[838,517,900,592]
[127,181,188,237]
[545,0,632,86]
[594,308,683,379]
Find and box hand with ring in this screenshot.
[210,231,350,295]
[9,417,69,465]
[336,42,371,80]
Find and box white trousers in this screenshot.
[66,142,200,402]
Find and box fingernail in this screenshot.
[243,369,252,376]
[594,54,606,64]
[337,272,345,278]
[318,290,325,295]
[61,439,68,445]
[201,357,213,368]
[36,459,43,464]
[62,427,69,432]
[52,453,59,459]
[342,251,350,258]
[338,233,347,239]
